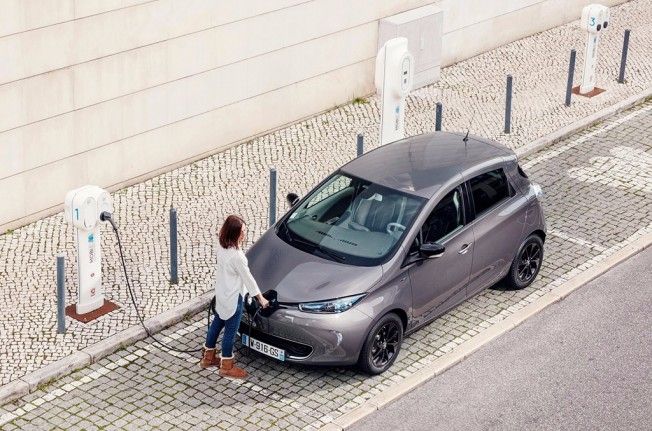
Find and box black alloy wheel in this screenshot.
[506,234,544,289]
[517,242,542,283]
[358,313,403,374]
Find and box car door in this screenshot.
[465,167,526,297]
[407,186,475,325]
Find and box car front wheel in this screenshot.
[358,313,403,374]
[506,234,544,289]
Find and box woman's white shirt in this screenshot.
[213,244,262,319]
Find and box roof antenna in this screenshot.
[462,111,476,146]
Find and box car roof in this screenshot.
[340,132,514,199]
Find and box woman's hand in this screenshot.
[256,294,270,309]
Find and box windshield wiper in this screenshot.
[314,245,346,262]
[282,222,313,247]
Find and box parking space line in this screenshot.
[547,228,608,252]
[522,103,652,169]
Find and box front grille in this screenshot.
[239,321,313,358]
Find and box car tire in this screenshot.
[506,234,544,290]
[358,313,403,375]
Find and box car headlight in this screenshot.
[298,294,366,313]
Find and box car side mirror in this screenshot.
[420,242,445,258]
[286,193,300,207]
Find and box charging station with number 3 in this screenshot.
[576,3,610,96]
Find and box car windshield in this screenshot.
[278,172,424,266]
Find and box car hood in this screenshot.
[246,229,383,303]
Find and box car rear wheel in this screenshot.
[358,313,403,374]
[506,234,544,289]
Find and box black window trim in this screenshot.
[409,183,468,255]
[465,167,516,221]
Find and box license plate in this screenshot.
[241,334,286,361]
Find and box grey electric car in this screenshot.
[242,131,545,374]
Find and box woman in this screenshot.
[200,215,268,378]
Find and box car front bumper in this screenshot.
[239,306,372,366]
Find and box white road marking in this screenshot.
[547,228,608,252]
[567,146,652,194]
[523,103,652,169]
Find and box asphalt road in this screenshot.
[353,247,652,431]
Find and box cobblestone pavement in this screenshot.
[1,0,651,386]
[1,99,650,430]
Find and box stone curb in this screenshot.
[515,86,652,159]
[1,88,650,408]
[0,291,214,406]
[322,231,652,431]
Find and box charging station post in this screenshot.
[375,37,414,146]
[578,4,610,95]
[64,185,113,316]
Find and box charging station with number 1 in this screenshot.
[64,185,119,321]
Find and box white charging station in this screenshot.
[579,4,610,94]
[64,185,113,315]
[375,37,414,146]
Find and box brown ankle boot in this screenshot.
[219,356,248,379]
[199,346,221,368]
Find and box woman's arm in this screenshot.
[233,253,268,308]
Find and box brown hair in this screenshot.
[219,215,244,249]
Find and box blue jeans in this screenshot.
[205,295,243,357]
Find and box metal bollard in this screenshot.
[356,134,364,157]
[169,208,178,284]
[617,29,631,84]
[504,75,513,134]
[269,167,277,227]
[565,49,577,107]
[435,102,443,131]
[56,254,66,334]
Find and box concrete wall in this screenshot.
[0,0,626,231]
[438,0,625,66]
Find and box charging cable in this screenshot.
[246,303,262,356]
[100,212,204,354]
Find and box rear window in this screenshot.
[469,169,512,216]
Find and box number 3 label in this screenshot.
[590,17,596,26]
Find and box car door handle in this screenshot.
[458,243,472,255]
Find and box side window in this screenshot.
[469,168,512,216]
[422,187,464,244]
